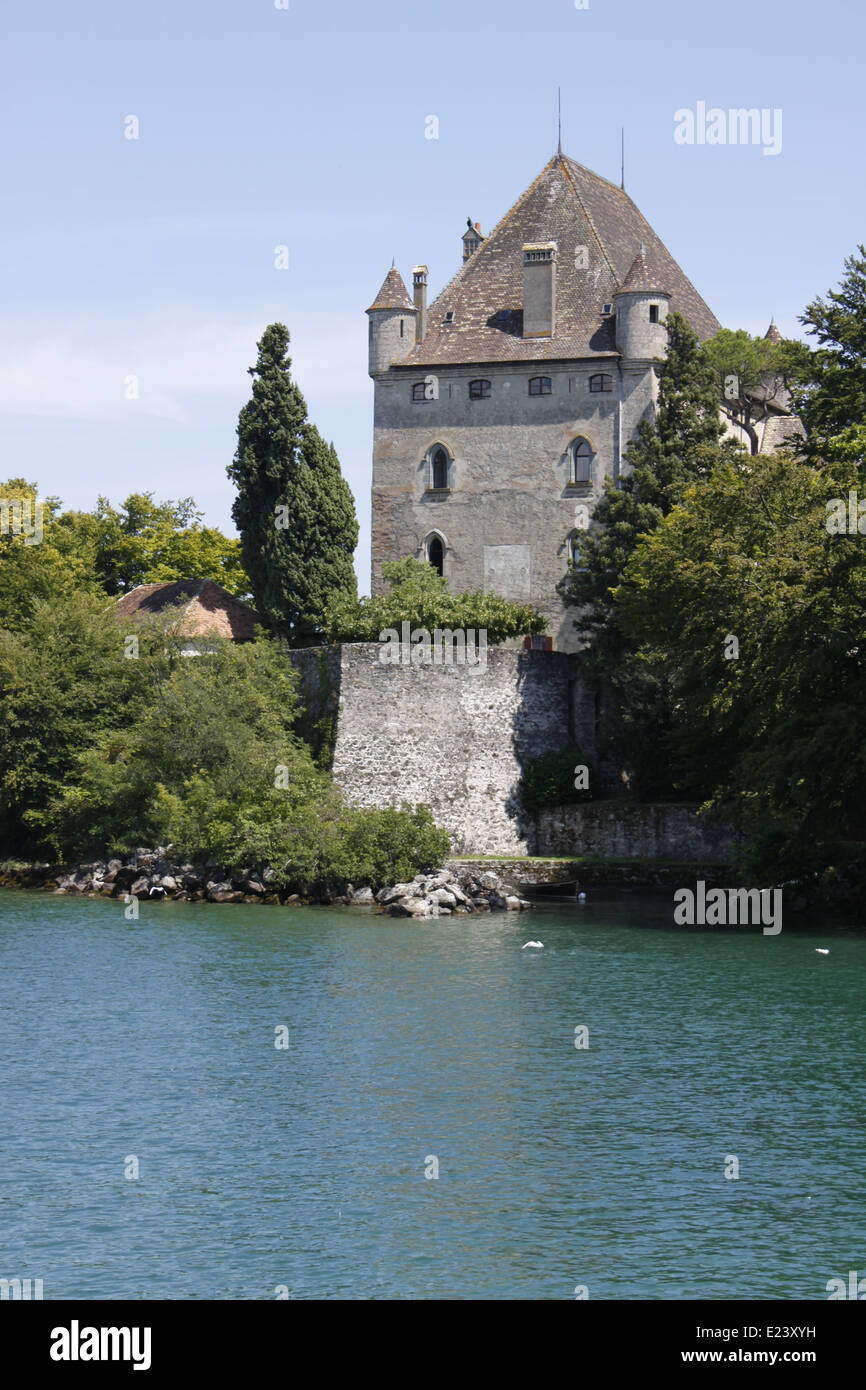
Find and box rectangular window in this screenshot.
[412,382,427,402]
[529,376,552,396]
[469,379,491,399]
[589,373,613,393]
[649,304,659,324]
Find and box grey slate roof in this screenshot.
[398,152,719,367]
[367,266,415,313]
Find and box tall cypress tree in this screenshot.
[229,324,358,645]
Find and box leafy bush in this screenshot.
[326,557,546,646]
[520,745,595,815]
[318,804,451,890]
[10,606,451,890]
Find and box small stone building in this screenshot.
[113,579,258,653]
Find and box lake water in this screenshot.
[1,887,864,1300]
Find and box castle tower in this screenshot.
[366,265,417,376]
[614,245,671,362]
[366,153,720,650]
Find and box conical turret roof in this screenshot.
[618,244,671,295]
[367,265,415,313]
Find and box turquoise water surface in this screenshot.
[1,888,864,1299]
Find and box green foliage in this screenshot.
[0,479,249,633]
[317,804,451,890]
[559,313,737,665]
[32,630,330,861]
[0,592,146,851]
[229,324,358,645]
[519,746,594,814]
[1,599,450,888]
[702,327,811,454]
[615,448,866,877]
[0,479,101,631]
[557,313,741,795]
[326,557,546,644]
[57,492,249,598]
[796,244,866,454]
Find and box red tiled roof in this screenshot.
[113,580,259,641]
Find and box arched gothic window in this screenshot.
[430,446,449,491]
[427,534,444,576]
[570,438,593,485]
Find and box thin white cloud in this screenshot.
[0,317,369,423]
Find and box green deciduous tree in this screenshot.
[229,324,358,645]
[0,480,249,633]
[0,592,144,851]
[614,450,866,882]
[702,327,810,454]
[557,313,741,795]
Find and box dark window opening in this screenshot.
[571,439,592,484]
[428,536,444,576]
[529,376,552,396]
[400,319,404,337]
[649,304,659,324]
[431,448,449,490]
[469,378,491,399]
[412,382,427,402]
[589,373,613,393]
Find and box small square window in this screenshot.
[412,382,427,402]
[469,379,491,399]
[529,376,552,396]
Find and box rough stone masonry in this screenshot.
[288,642,575,854]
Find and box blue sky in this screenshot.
[1,0,864,590]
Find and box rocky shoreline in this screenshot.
[0,850,533,917]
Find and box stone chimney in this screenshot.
[522,242,557,338]
[413,266,428,343]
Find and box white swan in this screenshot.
[522,940,544,949]
[577,892,586,902]
[815,948,830,955]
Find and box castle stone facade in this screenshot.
[366,151,720,650]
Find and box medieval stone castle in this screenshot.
[366,150,796,651]
[289,151,796,856]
